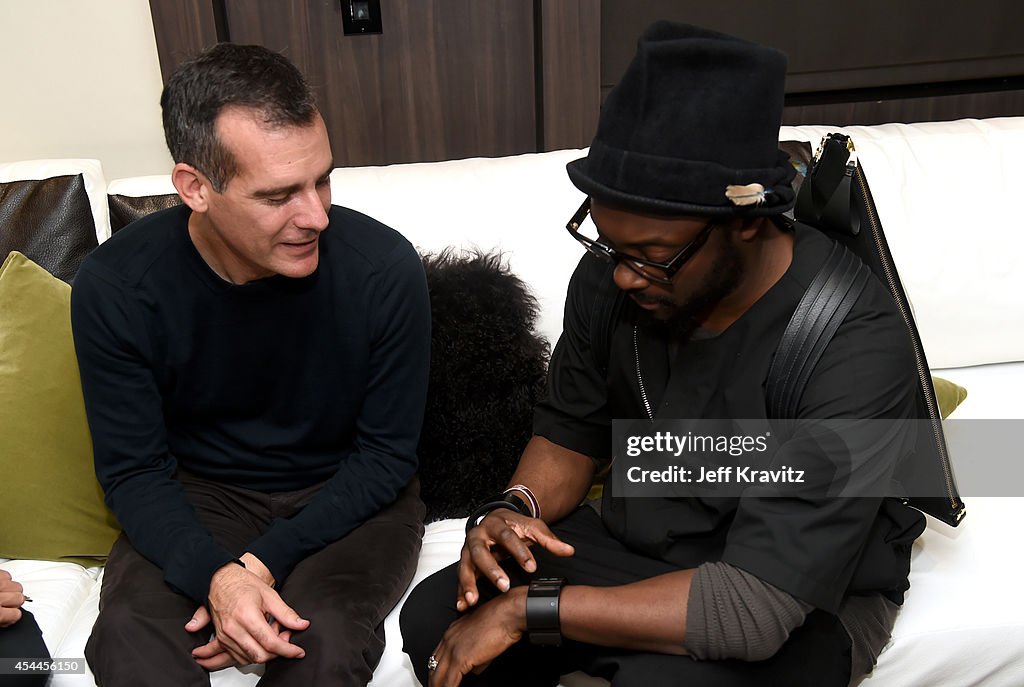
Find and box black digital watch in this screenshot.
[526,577,567,646]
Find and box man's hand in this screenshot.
[187,606,296,670]
[0,569,27,628]
[430,586,527,687]
[190,552,309,667]
[187,605,233,670]
[457,510,574,612]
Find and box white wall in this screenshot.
[0,0,172,179]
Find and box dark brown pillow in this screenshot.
[108,193,182,233]
[0,174,97,282]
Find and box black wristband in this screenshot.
[526,577,567,646]
[465,493,530,534]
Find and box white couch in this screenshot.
[3,117,1024,686]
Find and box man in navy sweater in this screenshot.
[71,44,430,686]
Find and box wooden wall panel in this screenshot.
[537,0,601,151]
[148,0,222,84]
[148,0,603,163]
[600,0,1024,94]
[223,0,536,166]
[598,0,1024,125]
[784,89,1024,127]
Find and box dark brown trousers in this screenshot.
[86,474,424,687]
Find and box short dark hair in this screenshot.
[160,43,318,191]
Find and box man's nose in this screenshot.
[296,188,330,232]
[612,261,653,292]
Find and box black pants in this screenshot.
[401,507,851,687]
[86,474,424,687]
[0,610,51,687]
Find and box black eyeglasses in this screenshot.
[565,198,716,285]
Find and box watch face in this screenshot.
[530,577,567,590]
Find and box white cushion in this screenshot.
[935,362,1024,420]
[330,150,588,348]
[105,174,176,199]
[865,497,1024,686]
[780,119,1024,369]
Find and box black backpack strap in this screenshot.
[766,242,872,419]
[591,237,871,421]
[590,261,627,375]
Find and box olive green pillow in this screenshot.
[932,375,968,419]
[0,251,119,565]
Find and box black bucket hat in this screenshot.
[567,21,796,217]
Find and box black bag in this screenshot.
[786,132,965,526]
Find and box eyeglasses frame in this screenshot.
[565,197,717,286]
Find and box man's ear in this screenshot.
[172,163,212,213]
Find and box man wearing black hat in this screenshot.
[401,22,925,687]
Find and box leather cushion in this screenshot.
[108,192,182,233]
[0,174,98,282]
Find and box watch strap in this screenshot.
[526,577,567,646]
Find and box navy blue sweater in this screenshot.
[71,204,430,603]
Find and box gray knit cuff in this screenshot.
[684,561,812,661]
